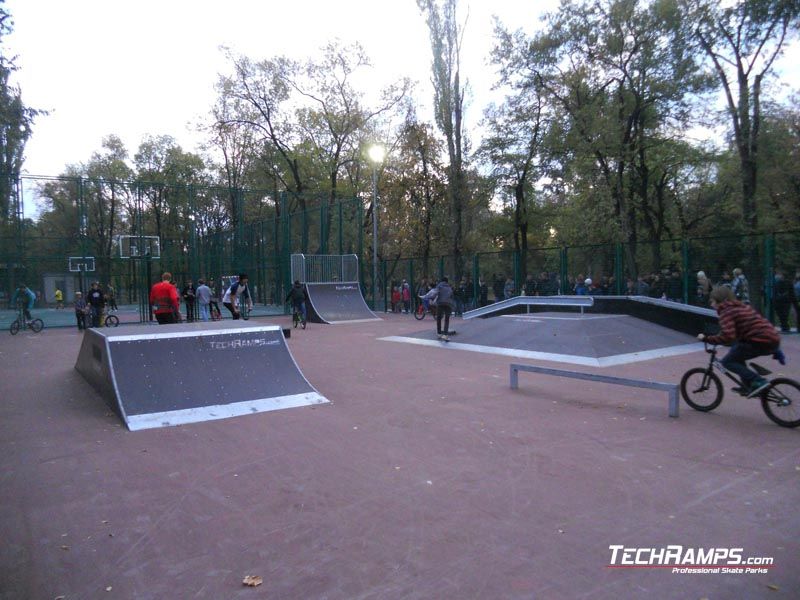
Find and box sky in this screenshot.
[4,0,558,181]
[4,0,799,200]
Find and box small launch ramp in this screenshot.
[305,282,381,324]
[75,321,327,431]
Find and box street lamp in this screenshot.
[368,144,385,310]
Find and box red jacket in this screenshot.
[150,281,180,315]
[706,300,779,346]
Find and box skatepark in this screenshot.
[1,292,799,599]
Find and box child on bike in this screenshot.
[697,286,783,397]
[11,284,36,324]
[285,280,307,324]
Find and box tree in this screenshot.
[479,59,548,280]
[133,135,207,244]
[522,0,709,275]
[418,0,469,272]
[0,3,43,233]
[688,0,799,232]
[380,112,448,274]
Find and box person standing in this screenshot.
[479,278,488,307]
[222,273,252,320]
[401,281,411,314]
[182,279,197,323]
[732,267,750,305]
[423,276,455,341]
[503,277,515,300]
[772,270,796,333]
[696,271,711,307]
[74,291,88,330]
[86,281,106,327]
[106,283,118,311]
[54,287,64,309]
[196,279,212,322]
[150,272,181,324]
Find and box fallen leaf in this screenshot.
[243,575,263,587]
[60,545,70,551]
[767,584,779,591]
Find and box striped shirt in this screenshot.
[706,300,779,346]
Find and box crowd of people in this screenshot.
[388,266,800,330]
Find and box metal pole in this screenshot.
[372,166,378,310]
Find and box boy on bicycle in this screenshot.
[697,286,782,397]
[11,284,36,323]
[285,280,307,324]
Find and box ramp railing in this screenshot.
[462,295,594,320]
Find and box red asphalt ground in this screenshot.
[1,313,798,599]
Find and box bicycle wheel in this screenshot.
[10,319,20,335]
[104,314,119,327]
[414,302,426,320]
[30,319,44,333]
[680,368,724,412]
[760,378,800,428]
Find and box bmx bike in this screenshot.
[413,296,437,320]
[291,304,307,329]
[240,302,252,321]
[210,301,222,321]
[104,313,120,327]
[680,342,799,428]
[10,305,44,335]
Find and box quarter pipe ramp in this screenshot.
[305,282,380,324]
[75,321,327,430]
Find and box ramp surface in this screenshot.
[305,282,380,324]
[382,312,702,367]
[75,321,327,430]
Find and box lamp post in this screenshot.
[368,145,385,310]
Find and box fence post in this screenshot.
[681,239,690,304]
[382,259,388,313]
[513,251,521,294]
[357,201,364,286]
[472,254,480,308]
[560,247,568,294]
[338,201,344,255]
[764,233,775,322]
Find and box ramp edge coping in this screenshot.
[106,324,282,342]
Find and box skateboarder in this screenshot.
[423,276,455,341]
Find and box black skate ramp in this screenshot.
[75,321,327,430]
[381,312,702,367]
[305,282,381,324]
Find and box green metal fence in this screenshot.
[381,232,800,326]
[1,175,367,327]
[3,175,799,329]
